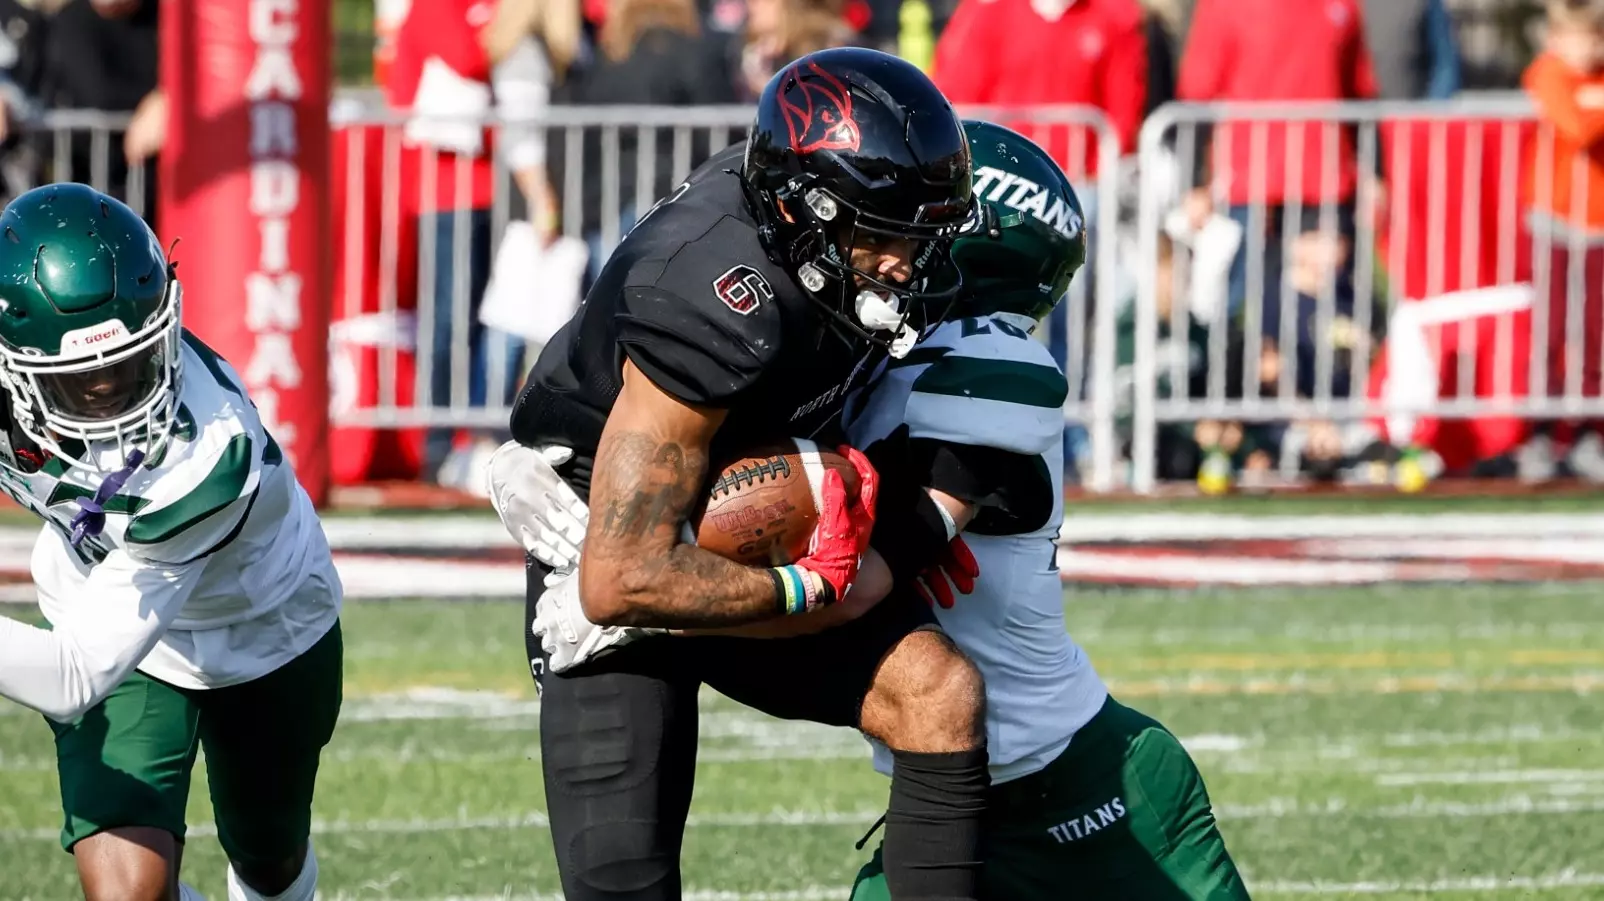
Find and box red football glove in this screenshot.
[914,536,979,609]
[790,447,879,608]
[838,445,879,556]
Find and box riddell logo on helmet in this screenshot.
[61,321,131,353]
[779,62,862,154]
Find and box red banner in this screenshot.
[159,0,332,504]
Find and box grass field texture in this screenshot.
[0,581,1601,900]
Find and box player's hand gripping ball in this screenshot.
[690,438,863,565]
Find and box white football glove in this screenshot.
[487,441,590,573]
[533,569,666,674]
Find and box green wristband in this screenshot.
[771,565,813,615]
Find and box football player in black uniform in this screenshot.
[505,48,990,901]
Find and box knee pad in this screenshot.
[562,821,680,897]
[226,843,316,901]
[541,670,697,900]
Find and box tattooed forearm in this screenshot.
[593,436,695,541]
[581,428,783,629]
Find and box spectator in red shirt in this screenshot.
[932,0,1146,184]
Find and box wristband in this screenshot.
[770,565,831,615]
[931,493,959,541]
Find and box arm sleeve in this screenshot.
[910,438,1054,535]
[1423,0,1462,100]
[0,548,208,722]
[867,435,1054,581]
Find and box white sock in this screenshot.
[225,843,318,901]
[179,883,209,901]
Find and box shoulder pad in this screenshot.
[122,357,266,564]
[617,216,791,406]
[125,432,260,564]
[902,316,1068,457]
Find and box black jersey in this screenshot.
[511,144,884,499]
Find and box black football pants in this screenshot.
[527,557,941,900]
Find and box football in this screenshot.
[690,438,861,566]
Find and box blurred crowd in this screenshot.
[375,0,1480,489]
[0,0,1597,494]
[0,0,160,218]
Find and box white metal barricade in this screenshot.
[329,102,1125,487]
[0,110,149,218]
[13,103,1121,488]
[1127,96,1604,493]
[329,104,754,447]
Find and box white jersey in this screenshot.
[846,314,1107,785]
[0,331,340,721]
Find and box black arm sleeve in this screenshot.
[864,431,1055,582]
[866,429,1052,577]
[914,439,1054,536]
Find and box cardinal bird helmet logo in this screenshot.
[777,61,862,155]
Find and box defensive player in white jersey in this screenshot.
[493,123,1251,898]
[844,122,1249,899]
[0,184,341,901]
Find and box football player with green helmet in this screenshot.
[0,184,341,901]
[843,122,1251,900]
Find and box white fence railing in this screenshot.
[1124,96,1604,492]
[18,97,1604,493]
[327,103,1123,487]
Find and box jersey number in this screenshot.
[961,317,1031,339]
[712,265,773,316]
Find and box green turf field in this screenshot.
[1,582,1601,900]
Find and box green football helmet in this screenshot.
[0,183,181,465]
[951,120,1087,326]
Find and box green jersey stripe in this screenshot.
[127,433,253,545]
[911,357,1068,409]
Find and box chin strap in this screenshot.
[69,449,145,548]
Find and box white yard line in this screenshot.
[1252,870,1604,894]
[323,872,1604,901]
[6,796,1604,843]
[1056,548,1422,585]
[1055,512,1604,542]
[1376,768,1604,786]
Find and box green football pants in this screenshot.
[851,695,1250,900]
[48,620,343,870]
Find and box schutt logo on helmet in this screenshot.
[778,61,862,155]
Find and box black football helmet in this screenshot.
[741,47,983,357]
